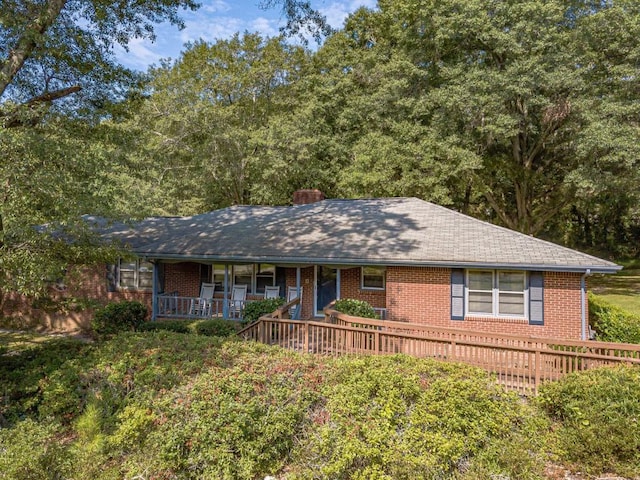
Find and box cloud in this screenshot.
[321,0,378,29]
[114,37,164,70]
[251,17,280,38]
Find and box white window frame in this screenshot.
[212,264,276,295]
[361,266,386,290]
[118,259,153,291]
[465,270,528,318]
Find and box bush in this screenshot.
[589,293,640,343]
[242,298,285,323]
[91,301,148,337]
[0,419,71,480]
[138,320,192,334]
[194,319,238,337]
[333,298,377,319]
[538,365,640,477]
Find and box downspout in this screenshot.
[581,269,591,340]
[151,261,158,322]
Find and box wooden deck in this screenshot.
[238,303,640,395]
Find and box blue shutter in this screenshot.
[529,272,544,325]
[451,269,465,320]
[106,264,118,292]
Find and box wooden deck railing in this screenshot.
[239,305,640,395]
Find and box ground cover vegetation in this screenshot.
[1,330,639,479]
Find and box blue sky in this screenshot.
[115,0,377,71]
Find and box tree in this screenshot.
[120,33,309,213]
[370,0,640,236]
[0,0,330,297]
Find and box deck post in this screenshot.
[535,349,541,394]
[295,267,301,320]
[223,265,229,318]
[304,322,309,353]
[151,261,159,321]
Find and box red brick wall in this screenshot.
[1,264,151,332]
[339,267,386,309]
[386,266,585,340]
[285,267,314,319]
[164,263,201,297]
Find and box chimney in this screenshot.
[293,189,325,205]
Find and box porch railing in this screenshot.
[156,293,256,320]
[239,305,640,395]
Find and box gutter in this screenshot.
[137,253,622,275]
[581,269,592,341]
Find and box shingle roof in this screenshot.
[95,198,620,273]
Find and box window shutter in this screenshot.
[106,264,118,292]
[529,272,544,325]
[451,269,465,320]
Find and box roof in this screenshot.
[92,198,620,273]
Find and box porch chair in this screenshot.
[190,282,215,317]
[229,284,248,319]
[264,285,280,299]
[286,286,303,320]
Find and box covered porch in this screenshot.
[150,261,307,321]
[147,261,387,322]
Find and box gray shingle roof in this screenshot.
[96,198,619,273]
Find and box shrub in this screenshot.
[242,298,285,323]
[538,365,640,477]
[194,319,238,337]
[138,320,192,334]
[0,419,71,479]
[333,298,377,319]
[589,293,640,343]
[92,301,148,337]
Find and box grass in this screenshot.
[590,258,640,315]
[0,330,61,355]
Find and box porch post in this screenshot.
[151,261,159,322]
[295,267,301,320]
[223,264,229,318]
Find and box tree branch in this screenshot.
[1,85,81,128]
[0,0,68,99]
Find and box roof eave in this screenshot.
[137,252,621,274]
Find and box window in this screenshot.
[209,264,276,294]
[361,266,386,290]
[466,270,526,317]
[255,264,275,294]
[118,259,153,290]
[233,264,253,290]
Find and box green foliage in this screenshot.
[193,318,240,337]
[538,365,640,476]
[334,298,377,318]
[138,319,192,334]
[91,301,148,337]
[589,293,640,344]
[0,419,71,480]
[242,297,286,323]
[289,355,546,479]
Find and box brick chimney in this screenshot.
[293,189,325,205]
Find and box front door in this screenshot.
[315,266,338,316]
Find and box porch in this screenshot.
[147,261,386,322]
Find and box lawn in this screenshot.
[590,258,640,315]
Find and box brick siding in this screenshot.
[386,266,585,340]
[3,261,587,339]
[1,264,151,331]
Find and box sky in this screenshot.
[115,0,377,71]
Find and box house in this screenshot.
[83,192,619,341]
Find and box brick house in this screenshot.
[81,194,619,341]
